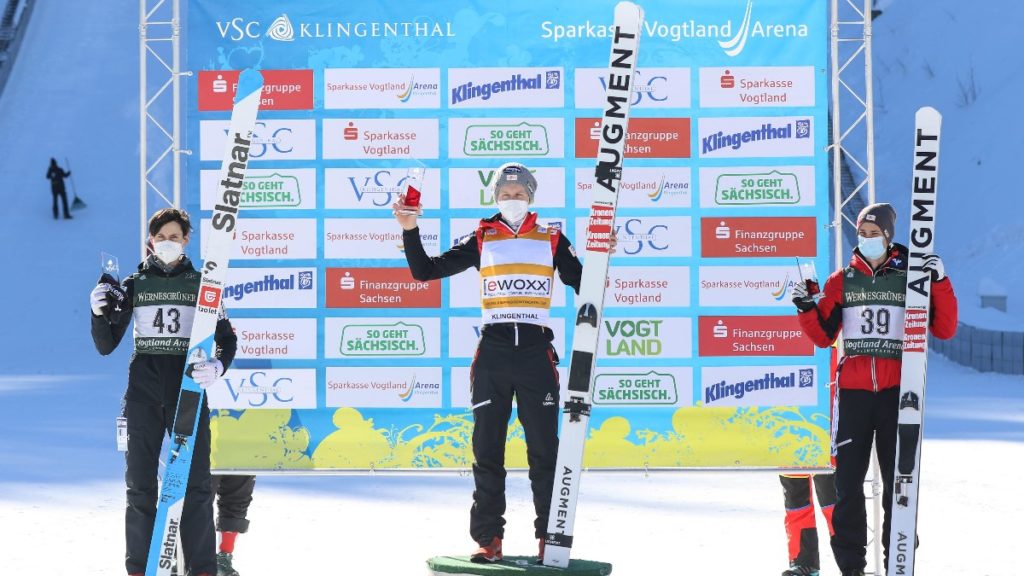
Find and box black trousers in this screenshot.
[52,187,70,218]
[469,329,560,545]
[124,399,215,576]
[781,473,836,569]
[211,475,256,533]
[830,387,899,572]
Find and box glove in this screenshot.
[90,284,110,316]
[791,281,817,313]
[189,359,224,389]
[921,254,946,282]
[91,274,128,323]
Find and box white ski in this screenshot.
[145,69,264,576]
[887,106,942,576]
[542,2,643,568]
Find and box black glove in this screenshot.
[792,281,817,313]
[95,273,127,324]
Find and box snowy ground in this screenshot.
[1,353,1021,575]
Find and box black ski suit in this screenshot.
[402,213,582,545]
[211,475,256,533]
[92,256,237,576]
[46,162,71,219]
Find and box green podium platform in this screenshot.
[427,556,612,575]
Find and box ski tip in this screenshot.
[916,106,941,120]
[235,69,265,104]
[615,1,644,19]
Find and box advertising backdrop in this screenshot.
[185,0,832,470]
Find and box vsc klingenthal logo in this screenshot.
[216,14,294,42]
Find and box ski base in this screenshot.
[427,555,612,575]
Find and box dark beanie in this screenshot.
[856,203,897,240]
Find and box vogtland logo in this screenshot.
[397,373,441,403]
[540,0,808,58]
[396,74,439,102]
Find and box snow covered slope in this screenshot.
[0,0,139,375]
[869,0,1024,327]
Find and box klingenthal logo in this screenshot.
[298,271,313,290]
[267,14,295,42]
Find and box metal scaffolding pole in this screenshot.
[830,1,881,575]
[139,0,187,258]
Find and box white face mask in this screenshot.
[153,240,184,265]
[497,199,529,225]
[858,235,887,260]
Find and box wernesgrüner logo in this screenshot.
[594,370,678,405]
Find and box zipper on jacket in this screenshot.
[871,356,878,392]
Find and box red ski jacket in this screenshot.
[797,244,958,392]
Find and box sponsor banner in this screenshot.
[324,67,441,109]
[324,218,440,259]
[698,315,813,356]
[575,117,691,158]
[575,166,691,208]
[574,67,691,109]
[201,218,316,260]
[199,119,316,161]
[697,116,814,158]
[208,369,317,409]
[448,117,564,159]
[903,308,928,354]
[448,67,564,108]
[326,317,441,358]
[698,265,800,308]
[448,218,567,309]
[600,317,692,359]
[699,66,815,108]
[698,166,816,208]
[700,217,817,257]
[604,266,690,308]
[449,167,565,209]
[232,318,317,360]
[324,167,441,210]
[222,267,317,309]
[326,367,443,408]
[200,168,316,210]
[451,366,568,409]
[593,367,694,407]
[323,118,439,159]
[448,316,566,360]
[701,365,817,407]
[198,69,314,111]
[326,267,440,308]
[574,216,692,258]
